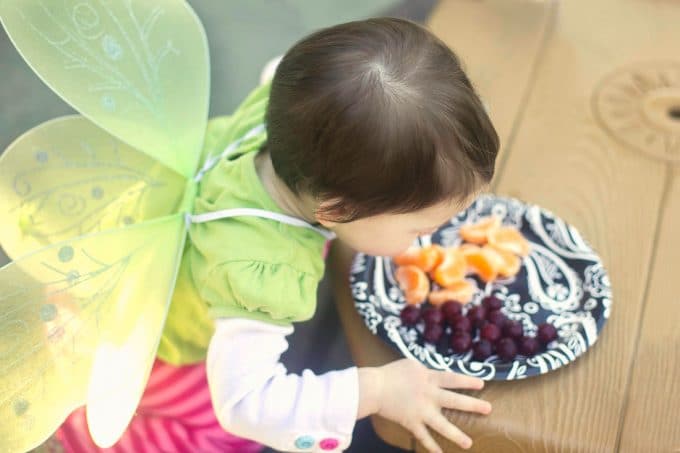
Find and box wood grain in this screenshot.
[617,164,680,452]
[420,0,680,451]
[428,0,553,162]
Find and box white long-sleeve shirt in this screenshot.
[206,318,359,452]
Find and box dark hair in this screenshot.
[265,17,499,222]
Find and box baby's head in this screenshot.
[266,18,499,256]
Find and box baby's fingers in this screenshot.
[426,412,473,450]
[412,423,443,453]
[436,371,485,390]
[439,389,492,415]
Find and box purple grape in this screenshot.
[421,307,444,326]
[537,323,558,344]
[451,315,472,333]
[518,336,540,356]
[503,320,524,339]
[482,295,503,311]
[496,337,518,361]
[441,301,463,324]
[480,323,502,343]
[467,305,487,328]
[450,332,473,354]
[400,305,421,326]
[486,309,508,328]
[423,323,444,344]
[472,340,493,361]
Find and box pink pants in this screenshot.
[56,359,263,453]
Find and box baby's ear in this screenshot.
[315,197,354,227]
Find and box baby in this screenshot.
[203,17,499,453]
[58,17,498,453]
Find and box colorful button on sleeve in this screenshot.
[294,435,315,449]
[319,437,340,450]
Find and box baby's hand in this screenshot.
[374,358,491,452]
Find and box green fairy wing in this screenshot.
[0,0,210,178]
[0,214,187,452]
[0,115,186,261]
[0,2,212,448]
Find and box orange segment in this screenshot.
[432,247,466,288]
[481,245,505,270]
[395,265,430,304]
[488,226,531,257]
[393,247,421,268]
[393,245,444,272]
[458,244,482,274]
[459,216,501,245]
[458,243,479,256]
[423,244,444,272]
[464,247,500,282]
[485,244,521,277]
[428,279,477,305]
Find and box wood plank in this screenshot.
[420,0,680,451]
[428,0,553,162]
[618,165,680,452]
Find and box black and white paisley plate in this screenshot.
[350,195,612,380]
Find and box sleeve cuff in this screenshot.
[278,366,359,452]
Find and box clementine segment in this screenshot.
[458,243,479,256]
[487,244,522,277]
[459,216,501,245]
[458,243,482,274]
[464,247,500,282]
[393,244,444,272]
[395,265,430,304]
[393,246,421,267]
[428,244,445,270]
[428,279,476,305]
[481,245,505,271]
[488,226,531,257]
[432,248,466,288]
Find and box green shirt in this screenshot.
[158,83,328,365]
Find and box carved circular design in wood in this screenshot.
[592,62,680,163]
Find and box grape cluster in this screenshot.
[399,295,558,362]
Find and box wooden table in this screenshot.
[330,0,680,451]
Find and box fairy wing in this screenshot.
[0,115,187,261]
[0,213,187,452]
[0,0,210,178]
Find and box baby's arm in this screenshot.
[207,318,358,451]
[207,318,492,453]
